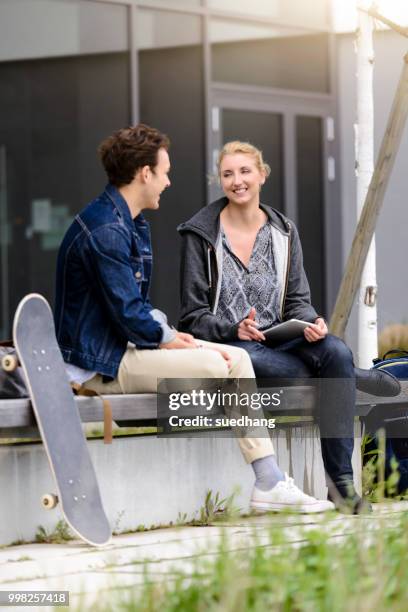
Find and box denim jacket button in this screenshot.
[135,271,142,279]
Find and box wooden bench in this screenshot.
[1,382,407,438]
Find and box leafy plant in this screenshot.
[361,430,405,501]
[175,512,188,526]
[193,490,240,526]
[35,520,73,544]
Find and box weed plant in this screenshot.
[35,520,73,544]
[86,509,408,612]
[80,440,408,612]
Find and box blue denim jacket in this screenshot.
[54,184,164,378]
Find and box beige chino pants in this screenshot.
[83,340,274,463]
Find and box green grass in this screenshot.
[80,510,408,612]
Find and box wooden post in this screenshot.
[329,53,408,338]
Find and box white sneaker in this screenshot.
[250,474,335,514]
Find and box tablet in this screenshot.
[262,319,310,344]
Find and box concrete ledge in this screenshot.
[0,424,362,547]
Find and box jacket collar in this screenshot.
[178,197,290,246]
[104,183,148,230]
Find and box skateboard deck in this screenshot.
[12,294,111,546]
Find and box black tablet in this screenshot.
[262,319,310,344]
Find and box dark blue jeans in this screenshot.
[228,334,356,490]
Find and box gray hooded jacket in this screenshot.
[177,197,318,342]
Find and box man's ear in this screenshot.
[138,165,151,183]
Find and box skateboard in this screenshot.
[2,293,111,546]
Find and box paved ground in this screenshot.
[0,501,407,611]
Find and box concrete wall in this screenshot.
[337,30,408,356]
[0,427,362,546]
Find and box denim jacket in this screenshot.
[54,184,170,379]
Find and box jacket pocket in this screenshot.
[129,256,144,284]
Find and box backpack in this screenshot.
[0,344,28,399]
[363,349,408,494]
[372,349,408,379]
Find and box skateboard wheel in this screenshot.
[1,354,18,372]
[42,494,59,509]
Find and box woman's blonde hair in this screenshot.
[217,141,271,178]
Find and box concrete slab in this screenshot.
[0,501,406,611]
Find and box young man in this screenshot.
[54,123,334,514]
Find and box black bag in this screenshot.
[0,345,28,399]
[372,349,408,379]
[363,349,408,494]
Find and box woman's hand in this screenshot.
[237,307,265,342]
[304,317,328,343]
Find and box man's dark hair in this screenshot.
[98,124,170,187]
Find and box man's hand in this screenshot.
[160,333,233,370]
[304,317,328,343]
[177,332,196,346]
[237,307,265,342]
[160,331,196,349]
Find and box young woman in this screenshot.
[178,141,399,513]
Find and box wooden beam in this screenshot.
[364,7,408,38]
[330,53,408,337]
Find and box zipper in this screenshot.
[207,244,212,289]
[183,225,217,293]
[207,241,220,311]
[280,222,291,319]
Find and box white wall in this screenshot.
[337,30,408,354]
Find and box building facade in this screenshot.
[1,0,342,337]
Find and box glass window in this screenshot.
[296,116,325,314]
[0,0,127,62]
[211,19,330,92]
[0,1,130,334]
[138,9,205,323]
